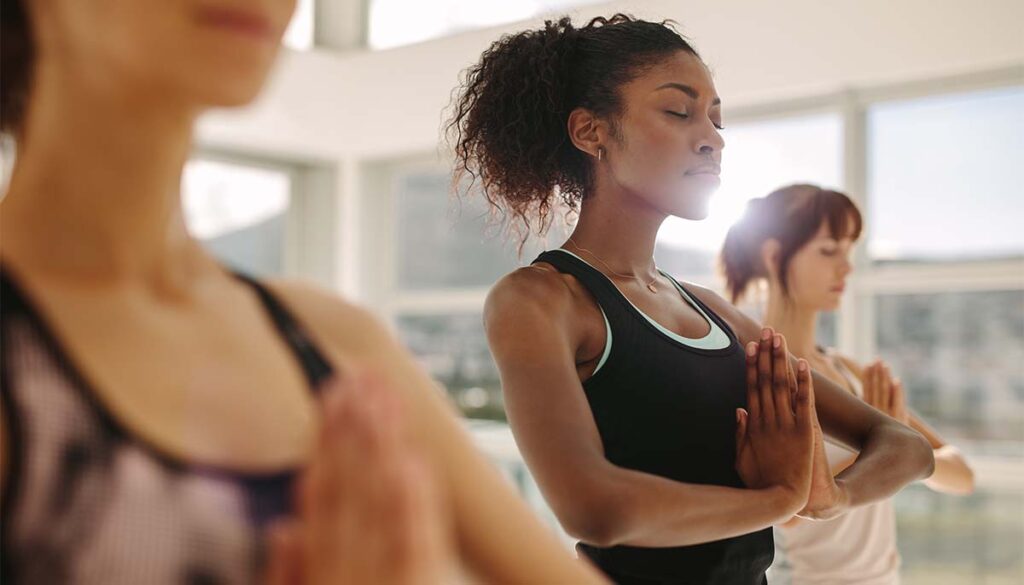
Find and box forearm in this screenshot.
[835,420,934,508]
[591,468,801,548]
[923,445,975,495]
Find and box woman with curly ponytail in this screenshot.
[721,185,975,585]
[452,14,936,584]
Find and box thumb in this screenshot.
[735,408,748,456]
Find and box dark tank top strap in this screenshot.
[532,249,636,319]
[231,273,335,390]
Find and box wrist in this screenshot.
[806,478,852,521]
[764,485,806,522]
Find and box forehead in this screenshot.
[621,51,718,101]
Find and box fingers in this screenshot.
[771,333,795,426]
[745,342,761,424]
[300,368,451,584]
[303,370,407,580]
[794,359,815,430]
[881,363,896,413]
[265,520,303,585]
[388,455,451,583]
[892,378,907,423]
[864,361,881,408]
[757,328,777,425]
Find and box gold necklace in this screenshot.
[567,237,660,294]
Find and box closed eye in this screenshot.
[667,111,725,130]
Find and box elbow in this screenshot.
[906,425,936,481]
[558,493,634,548]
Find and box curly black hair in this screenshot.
[446,14,699,246]
[1,0,33,135]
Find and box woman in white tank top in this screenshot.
[719,184,976,584]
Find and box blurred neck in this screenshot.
[1,58,210,285]
[764,284,820,359]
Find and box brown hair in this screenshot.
[719,184,863,303]
[1,0,33,135]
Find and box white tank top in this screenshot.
[771,350,902,585]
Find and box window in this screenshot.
[395,171,531,291]
[655,112,844,286]
[867,86,1024,263]
[183,158,293,276]
[283,0,315,50]
[384,165,565,420]
[368,0,605,50]
[396,313,505,420]
[896,484,1024,584]
[875,290,1024,450]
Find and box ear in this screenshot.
[760,239,782,280]
[567,107,607,159]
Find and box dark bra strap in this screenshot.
[232,273,335,390]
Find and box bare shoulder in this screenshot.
[261,278,399,363]
[832,352,866,381]
[484,264,577,328]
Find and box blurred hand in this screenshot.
[265,371,455,585]
[863,360,909,425]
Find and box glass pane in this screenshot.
[395,171,561,290]
[896,483,1024,584]
[656,113,843,285]
[183,159,291,276]
[867,86,1024,263]
[283,0,314,50]
[875,290,1024,451]
[396,313,505,421]
[368,0,603,50]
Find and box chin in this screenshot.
[188,76,271,107]
[670,198,712,220]
[821,298,842,312]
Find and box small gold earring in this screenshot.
[597,147,604,161]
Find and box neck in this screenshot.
[763,286,820,359]
[1,59,208,284]
[565,183,666,281]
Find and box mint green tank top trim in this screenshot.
[555,249,730,376]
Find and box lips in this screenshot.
[197,6,276,41]
[686,163,722,176]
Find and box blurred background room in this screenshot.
[4,1,1020,582]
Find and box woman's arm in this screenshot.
[272,280,606,584]
[838,356,975,496]
[912,415,976,495]
[478,270,812,548]
[690,286,935,519]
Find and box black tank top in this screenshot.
[533,250,773,585]
[1,267,334,584]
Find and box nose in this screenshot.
[696,120,725,155]
[839,256,853,277]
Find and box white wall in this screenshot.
[194,0,1024,295]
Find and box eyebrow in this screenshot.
[656,82,721,106]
